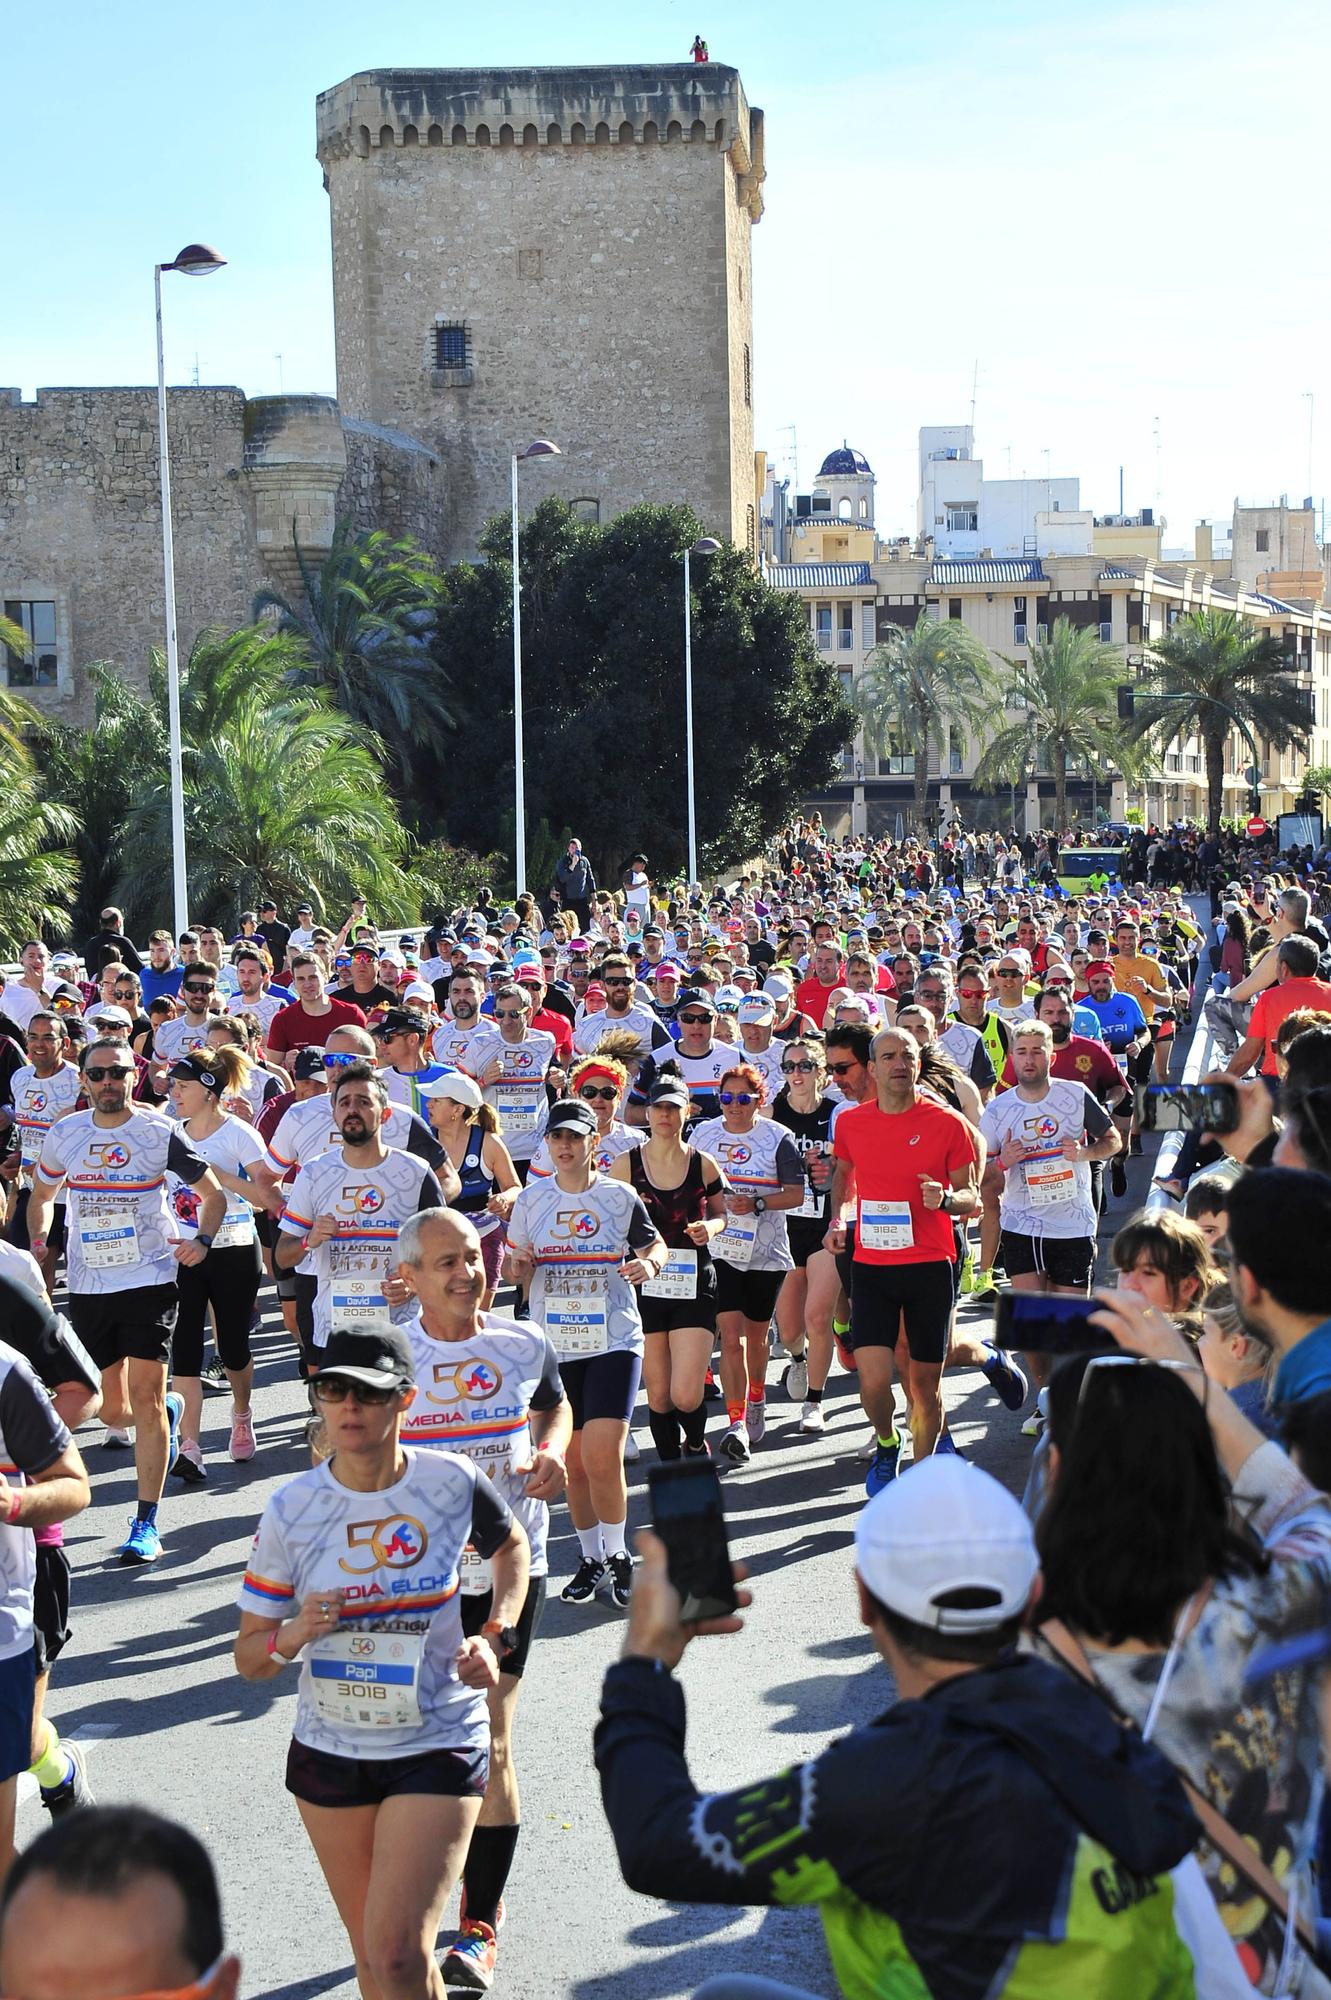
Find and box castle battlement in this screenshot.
[316,64,764,219]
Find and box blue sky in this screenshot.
[7,0,1328,545]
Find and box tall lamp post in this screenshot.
[155,243,226,938]
[682,537,721,887]
[510,440,561,896]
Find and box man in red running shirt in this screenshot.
[827,1028,979,1490]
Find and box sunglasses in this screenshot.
[494,1009,526,1021]
[183,984,214,996]
[679,1012,711,1025]
[828,1061,860,1076]
[85,1065,134,1082]
[578,1084,619,1101]
[781,1060,815,1073]
[719,1091,755,1106]
[997,968,1024,977]
[1075,1352,1205,1418]
[323,1052,357,1068]
[312,1379,401,1406]
[603,976,632,987]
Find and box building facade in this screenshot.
[770,446,1331,834]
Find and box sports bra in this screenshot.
[629,1146,721,1252]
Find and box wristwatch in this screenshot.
[481,1620,520,1660]
[753,1196,767,1215]
[195,1232,214,1251]
[939,1189,952,1214]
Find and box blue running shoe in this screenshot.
[865,1433,901,1496]
[980,1343,1029,1412]
[117,1516,163,1565]
[934,1430,965,1459]
[164,1391,184,1472]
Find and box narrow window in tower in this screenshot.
[743,344,751,408]
[435,322,469,368]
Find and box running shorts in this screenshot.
[69,1283,178,1368]
[0,1649,35,1783]
[786,1219,829,1270]
[849,1259,954,1365]
[1000,1230,1095,1292]
[560,1350,642,1429]
[285,1738,488,1808]
[459,1575,548,1681]
[713,1263,785,1322]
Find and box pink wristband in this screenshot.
[6,1488,22,1525]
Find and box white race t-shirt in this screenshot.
[980,1080,1110,1240]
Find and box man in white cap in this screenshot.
[735,993,784,1103]
[596,1458,1200,1998]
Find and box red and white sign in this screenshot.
[1247,815,1268,838]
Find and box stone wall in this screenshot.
[0,386,255,721]
[316,65,764,562]
[340,418,444,557]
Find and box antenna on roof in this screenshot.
[970,358,980,438]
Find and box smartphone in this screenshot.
[992,1291,1106,1356]
[1138,1082,1240,1135]
[647,1460,738,1622]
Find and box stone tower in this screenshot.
[315,65,765,563]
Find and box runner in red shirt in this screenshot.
[265,955,367,1072]
[828,1027,978,1491]
[794,943,850,1027]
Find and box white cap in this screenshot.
[763,974,793,999]
[715,983,745,1008]
[401,980,434,1004]
[737,994,775,1024]
[854,1458,1038,1634]
[87,1005,133,1029]
[419,1070,483,1110]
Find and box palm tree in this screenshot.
[972,617,1148,830]
[111,627,434,926]
[254,521,456,791]
[0,773,79,952]
[856,613,996,824]
[1126,610,1311,835]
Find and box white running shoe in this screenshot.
[782,1355,809,1402]
[718,1419,750,1463]
[623,1432,640,1464]
[745,1399,767,1444]
[799,1400,825,1434]
[856,1432,879,1460]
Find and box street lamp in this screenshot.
[155,243,226,937]
[510,440,561,896]
[682,537,721,886]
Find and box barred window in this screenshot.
[435,322,468,368]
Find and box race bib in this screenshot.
[859,1200,914,1252]
[458,1545,491,1597]
[545,1293,609,1355]
[793,1175,826,1221]
[330,1278,392,1333]
[496,1082,544,1136]
[80,1206,139,1269]
[714,1218,756,1267]
[642,1248,698,1299]
[213,1202,256,1248]
[1023,1157,1077,1209]
[308,1629,422,1730]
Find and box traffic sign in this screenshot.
[1247,815,1268,838]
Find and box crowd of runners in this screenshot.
[0,813,1329,1999]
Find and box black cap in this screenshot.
[292,1047,328,1081]
[545,1097,598,1135]
[372,1007,423,1038]
[677,988,717,1015]
[314,1324,415,1390]
[168,1054,223,1093]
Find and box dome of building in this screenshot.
[817,444,872,477]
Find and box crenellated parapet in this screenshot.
[316,64,765,219]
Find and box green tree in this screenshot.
[972,616,1148,829]
[1126,610,1311,835]
[1297,763,1331,809]
[429,500,852,885]
[0,615,52,769]
[856,613,996,826]
[254,521,456,796]
[0,773,79,953]
[49,629,448,933]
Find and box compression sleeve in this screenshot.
[469,1471,515,1560]
[529,1337,565,1413]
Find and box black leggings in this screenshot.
[173,1243,262,1376]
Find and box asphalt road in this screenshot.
[20,1126,1172,2000]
